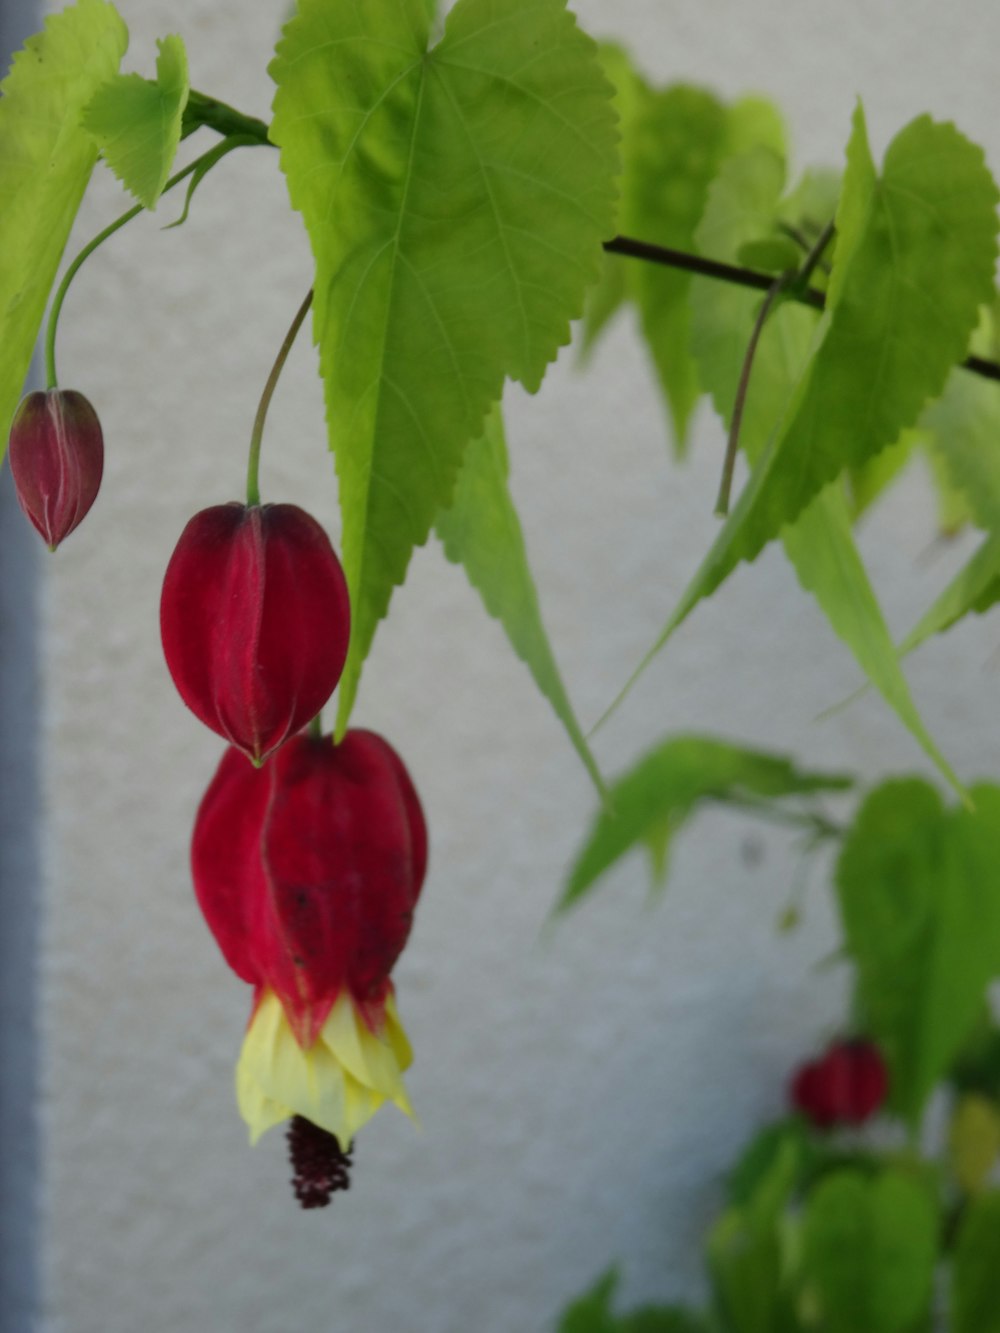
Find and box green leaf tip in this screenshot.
[269,0,620,733]
[435,405,606,802]
[82,31,190,209]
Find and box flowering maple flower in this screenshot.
[8,388,104,549]
[160,502,350,765]
[192,727,427,1203]
[790,1038,888,1129]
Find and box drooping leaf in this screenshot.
[847,430,917,521]
[952,1191,1000,1333]
[835,780,1000,1122]
[620,107,999,708]
[82,32,188,209]
[897,530,1000,656]
[559,1270,620,1333]
[0,0,128,454]
[578,43,649,358]
[269,0,619,736]
[707,1139,800,1333]
[435,405,604,798]
[559,736,851,912]
[689,148,962,796]
[621,88,785,452]
[801,1170,938,1333]
[922,364,1000,532]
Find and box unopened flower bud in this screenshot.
[160,503,350,764]
[8,389,104,549]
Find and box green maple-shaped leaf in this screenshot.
[922,362,1000,533]
[689,147,962,795]
[435,404,604,798]
[559,735,851,912]
[82,32,188,209]
[269,0,619,734]
[0,0,127,454]
[802,1171,938,1333]
[836,780,1000,1123]
[617,105,998,710]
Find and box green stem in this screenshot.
[182,90,272,145]
[45,135,256,390]
[246,289,314,508]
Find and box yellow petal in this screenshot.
[234,988,416,1146]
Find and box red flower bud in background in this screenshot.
[160,503,350,764]
[790,1038,888,1129]
[8,389,104,549]
[192,727,427,1164]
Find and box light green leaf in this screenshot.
[622,88,785,452]
[0,0,127,454]
[952,1191,1000,1333]
[801,1171,938,1333]
[624,106,998,704]
[736,236,801,273]
[82,33,188,209]
[847,430,916,520]
[898,530,1000,656]
[559,736,851,912]
[922,364,1000,532]
[435,405,604,798]
[269,0,618,736]
[835,780,1000,1122]
[689,148,962,797]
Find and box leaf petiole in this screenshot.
[44,134,262,389]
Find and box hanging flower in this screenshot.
[790,1038,888,1129]
[160,502,351,765]
[192,727,427,1203]
[8,388,104,549]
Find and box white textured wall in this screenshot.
[37,2,1000,1331]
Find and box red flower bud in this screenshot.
[191,728,426,1047]
[790,1038,888,1129]
[7,389,104,549]
[160,503,350,764]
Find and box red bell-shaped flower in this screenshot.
[191,728,427,1047]
[8,389,104,549]
[160,503,350,764]
[790,1038,888,1129]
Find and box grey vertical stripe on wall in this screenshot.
[0,3,41,1330]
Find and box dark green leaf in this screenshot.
[269,0,619,734]
[953,1191,1000,1333]
[559,1269,620,1333]
[835,781,1000,1122]
[559,736,850,912]
[801,1170,938,1333]
[435,405,604,798]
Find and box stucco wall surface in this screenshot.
[35,2,1000,1331]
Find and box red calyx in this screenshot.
[8,389,104,549]
[159,503,350,764]
[191,728,427,1046]
[790,1038,888,1129]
